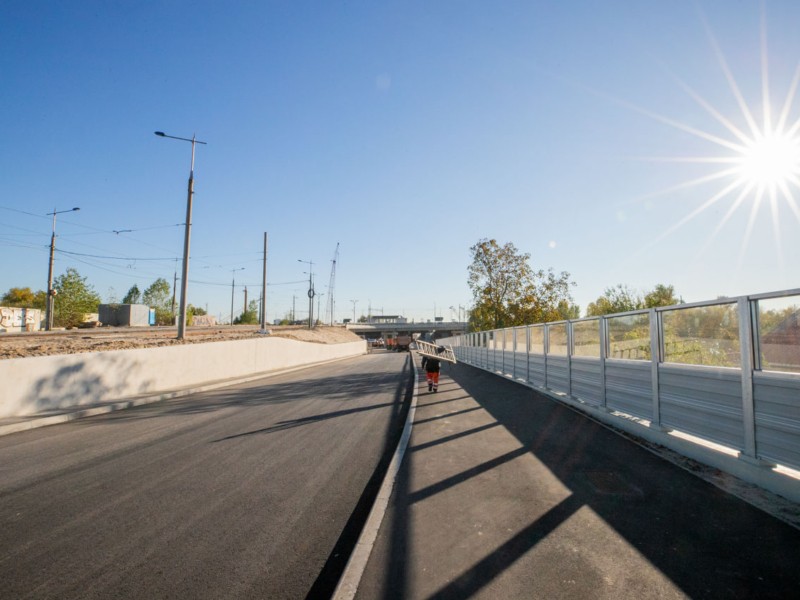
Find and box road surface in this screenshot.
[0,352,411,599]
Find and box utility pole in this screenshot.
[243,286,248,316]
[230,267,244,325]
[298,259,314,329]
[350,299,358,323]
[172,261,178,320]
[260,232,268,331]
[45,207,80,330]
[154,131,206,340]
[326,242,339,326]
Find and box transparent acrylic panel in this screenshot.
[548,323,568,356]
[530,326,544,354]
[501,328,511,350]
[758,295,800,373]
[572,320,601,357]
[662,303,740,367]
[513,327,526,351]
[607,313,651,361]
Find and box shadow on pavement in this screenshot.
[375,361,800,599]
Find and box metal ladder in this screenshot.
[415,339,457,364]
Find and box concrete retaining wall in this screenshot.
[0,337,366,418]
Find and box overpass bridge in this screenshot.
[346,319,467,343]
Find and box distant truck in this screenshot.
[394,334,412,351]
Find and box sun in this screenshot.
[738,131,800,187]
[630,8,800,260]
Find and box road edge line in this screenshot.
[332,352,419,600]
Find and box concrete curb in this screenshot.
[332,353,419,600]
[0,355,358,438]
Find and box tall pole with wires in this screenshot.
[230,267,244,325]
[260,232,268,332]
[326,242,339,325]
[154,131,206,340]
[298,259,314,329]
[45,207,80,331]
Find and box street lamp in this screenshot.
[298,259,314,329]
[317,292,325,328]
[350,299,358,323]
[230,267,244,325]
[45,207,80,331]
[154,130,207,340]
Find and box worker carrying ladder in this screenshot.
[415,339,457,364]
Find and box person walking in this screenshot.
[423,351,442,392]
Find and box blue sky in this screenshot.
[2,1,799,324]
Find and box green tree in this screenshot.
[2,287,46,310]
[52,268,101,328]
[122,284,141,304]
[586,284,643,316]
[467,238,575,331]
[142,278,173,325]
[234,300,259,325]
[586,283,682,316]
[556,299,581,320]
[644,284,681,308]
[188,304,207,316]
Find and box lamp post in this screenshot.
[154,131,207,340]
[317,293,325,328]
[350,299,358,323]
[45,207,80,330]
[230,267,244,325]
[298,259,314,329]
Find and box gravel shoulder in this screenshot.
[0,325,363,360]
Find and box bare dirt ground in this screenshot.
[0,325,363,360]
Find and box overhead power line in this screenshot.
[56,249,178,261]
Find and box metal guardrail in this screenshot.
[439,289,800,472]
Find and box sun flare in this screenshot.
[738,131,800,187]
[633,10,800,264]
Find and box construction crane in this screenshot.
[326,242,339,325]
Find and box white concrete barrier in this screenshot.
[0,337,366,418]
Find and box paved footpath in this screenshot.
[355,359,800,599]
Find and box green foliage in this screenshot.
[188,304,207,316]
[467,238,574,331]
[586,284,643,316]
[556,300,581,321]
[2,287,46,310]
[586,283,682,316]
[52,268,101,328]
[759,306,797,333]
[234,300,259,325]
[644,284,681,308]
[662,304,740,367]
[122,284,141,304]
[142,278,174,325]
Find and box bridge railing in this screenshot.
[439,289,800,474]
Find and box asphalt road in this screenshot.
[0,352,412,599]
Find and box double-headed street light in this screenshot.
[45,207,80,331]
[154,131,207,340]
